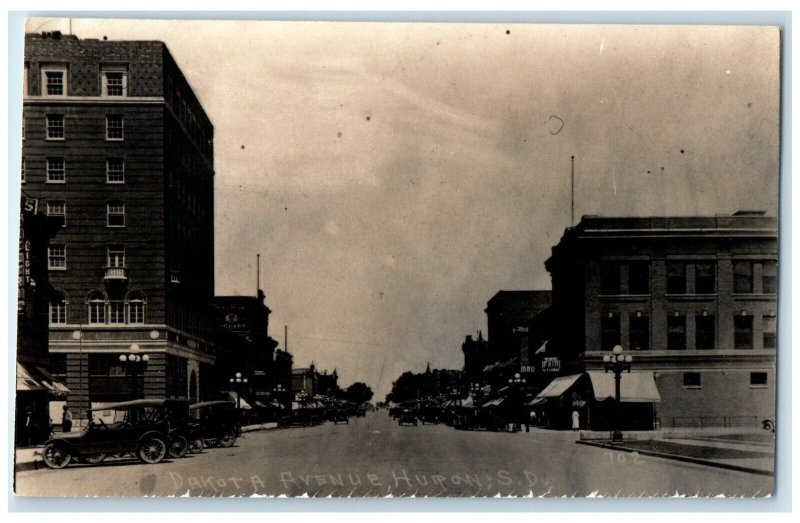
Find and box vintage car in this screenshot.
[355,404,367,418]
[41,399,172,469]
[278,400,326,428]
[398,408,418,426]
[418,402,442,425]
[189,400,241,448]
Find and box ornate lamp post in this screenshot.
[470,382,483,402]
[508,372,527,432]
[229,372,248,410]
[118,343,149,399]
[603,344,632,443]
[273,383,286,411]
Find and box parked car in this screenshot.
[189,400,241,448]
[278,401,325,428]
[42,399,172,469]
[398,409,418,426]
[355,404,367,418]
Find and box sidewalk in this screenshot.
[15,422,280,473]
[576,430,775,476]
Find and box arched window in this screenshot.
[127,290,146,324]
[87,291,106,325]
[49,291,67,325]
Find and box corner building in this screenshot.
[22,32,216,422]
[545,212,777,429]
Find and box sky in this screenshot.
[23,18,781,398]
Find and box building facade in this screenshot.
[22,32,216,423]
[545,212,777,428]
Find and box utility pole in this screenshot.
[571,155,575,227]
[256,253,260,296]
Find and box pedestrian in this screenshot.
[62,405,73,433]
[527,410,537,432]
[572,409,580,431]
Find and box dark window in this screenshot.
[50,353,67,377]
[667,315,686,350]
[734,261,753,293]
[683,373,701,387]
[666,262,686,294]
[106,115,124,140]
[107,203,125,227]
[762,261,777,294]
[750,372,768,386]
[600,262,620,295]
[629,315,650,350]
[734,315,754,350]
[628,262,650,295]
[695,315,716,350]
[695,262,716,294]
[762,315,776,350]
[107,159,125,183]
[46,201,66,227]
[600,315,620,351]
[89,354,125,377]
[46,114,64,139]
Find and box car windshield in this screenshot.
[91,406,163,425]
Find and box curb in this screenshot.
[241,424,279,433]
[576,440,774,477]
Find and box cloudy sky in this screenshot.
[26,18,781,397]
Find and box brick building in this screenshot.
[543,212,777,429]
[22,32,216,423]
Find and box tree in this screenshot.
[344,382,374,404]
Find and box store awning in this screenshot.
[483,398,505,407]
[534,374,583,399]
[16,363,69,394]
[587,371,661,403]
[225,391,253,409]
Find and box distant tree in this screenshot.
[344,382,374,404]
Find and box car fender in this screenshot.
[43,437,80,455]
[138,429,168,442]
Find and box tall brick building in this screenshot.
[544,212,777,429]
[22,32,216,423]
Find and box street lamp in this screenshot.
[273,383,286,411]
[603,344,633,443]
[508,373,527,432]
[229,372,248,410]
[118,343,149,399]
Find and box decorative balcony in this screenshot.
[104,266,128,281]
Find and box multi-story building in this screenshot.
[22,31,216,423]
[544,212,777,429]
[209,291,280,403]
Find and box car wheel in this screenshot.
[137,436,167,464]
[168,435,189,458]
[81,453,107,464]
[218,430,237,448]
[206,438,219,447]
[43,443,72,469]
[188,438,204,454]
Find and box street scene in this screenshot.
[14,18,779,498]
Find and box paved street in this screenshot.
[15,412,773,497]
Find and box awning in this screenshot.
[587,371,661,403]
[483,398,505,407]
[535,340,549,355]
[528,397,548,406]
[225,391,252,409]
[534,374,583,399]
[17,363,69,394]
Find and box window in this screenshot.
[107,245,125,267]
[46,201,66,227]
[666,262,686,294]
[88,292,106,324]
[600,315,620,351]
[128,291,145,324]
[49,293,67,324]
[170,270,181,284]
[106,115,124,140]
[102,69,127,97]
[107,203,125,227]
[107,159,125,183]
[734,314,754,350]
[109,301,125,324]
[683,373,701,388]
[763,261,777,294]
[42,68,66,96]
[629,262,650,295]
[46,158,65,183]
[696,314,716,350]
[600,262,621,295]
[629,314,650,351]
[763,315,777,350]
[695,262,716,294]
[750,372,768,387]
[48,244,66,270]
[46,114,64,139]
[667,314,686,350]
[734,261,754,293]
